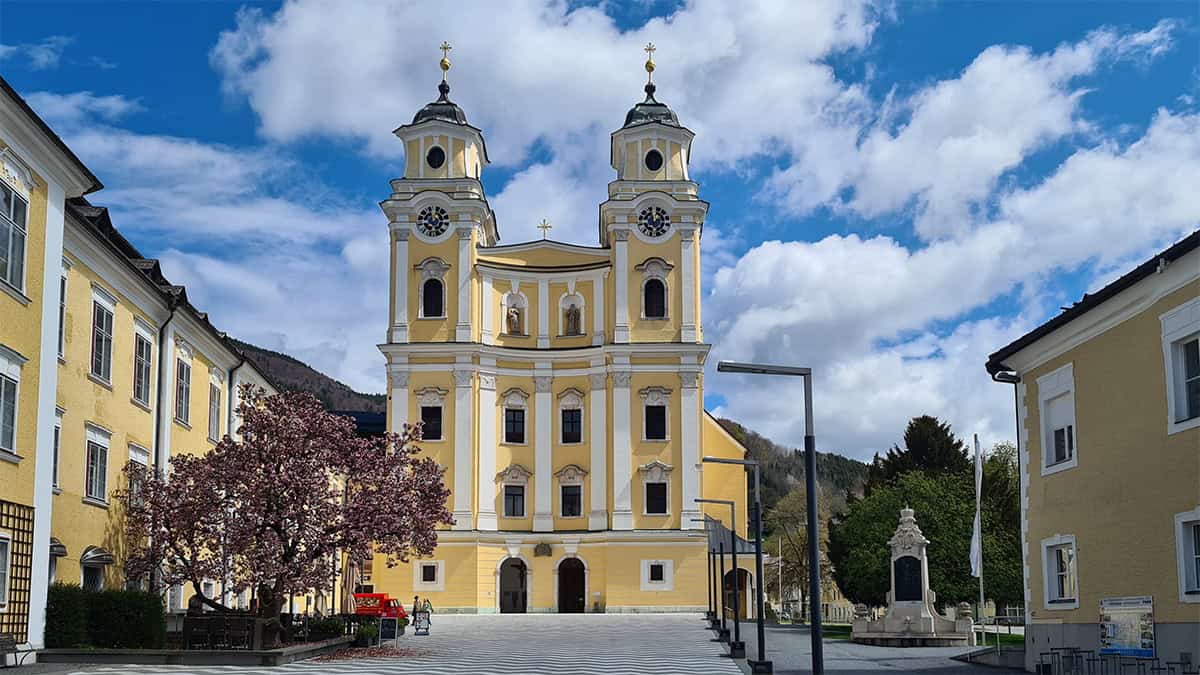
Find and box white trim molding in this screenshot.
[639,385,672,441]
[1036,363,1078,476]
[1174,506,1200,603]
[413,560,445,592]
[1040,533,1079,610]
[414,257,450,319]
[639,460,673,516]
[639,559,675,592]
[1161,297,1200,435]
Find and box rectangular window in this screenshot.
[133,333,152,405]
[0,536,9,607]
[504,484,525,518]
[561,408,582,444]
[1193,523,1200,592]
[90,300,114,382]
[1179,338,1199,422]
[52,412,62,487]
[57,273,67,356]
[649,563,665,583]
[85,438,109,502]
[0,181,27,290]
[83,565,103,592]
[504,408,525,444]
[1052,423,1074,465]
[645,482,668,515]
[175,359,191,424]
[645,405,667,440]
[420,405,443,441]
[561,485,582,518]
[0,374,15,454]
[1047,543,1077,603]
[1038,363,1077,474]
[208,383,221,441]
[421,564,437,583]
[1045,394,1073,466]
[129,444,149,507]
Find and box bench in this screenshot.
[0,633,35,667]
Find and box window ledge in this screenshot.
[87,373,113,391]
[130,397,152,413]
[557,333,586,338]
[0,279,30,306]
[174,418,191,430]
[415,316,447,321]
[82,496,110,509]
[1041,457,1077,477]
[1168,416,1200,436]
[559,514,585,520]
[1044,599,1078,610]
[643,512,671,517]
[0,449,21,464]
[420,437,446,443]
[642,437,670,443]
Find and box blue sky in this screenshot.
[2,1,1197,459]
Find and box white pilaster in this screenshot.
[537,278,550,349]
[388,369,409,431]
[156,322,177,469]
[481,273,494,345]
[455,228,472,342]
[390,230,409,343]
[588,372,609,530]
[680,229,697,343]
[680,371,701,529]
[592,273,605,346]
[611,369,634,529]
[533,373,554,531]
[613,230,630,343]
[452,368,474,530]
[29,178,66,650]
[477,373,498,531]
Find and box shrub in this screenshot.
[84,589,166,649]
[765,604,780,624]
[306,617,345,641]
[45,583,88,648]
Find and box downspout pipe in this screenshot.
[152,307,177,476]
[227,357,245,437]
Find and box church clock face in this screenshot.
[416,205,450,237]
[637,206,671,238]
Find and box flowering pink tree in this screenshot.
[119,385,452,645]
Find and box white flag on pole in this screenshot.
[970,434,983,578]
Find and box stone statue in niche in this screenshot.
[506,306,522,334]
[565,303,581,336]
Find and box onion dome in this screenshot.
[412,41,468,126]
[623,82,679,128]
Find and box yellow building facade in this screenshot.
[987,232,1200,670]
[361,63,750,614]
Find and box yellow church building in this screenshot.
[362,49,751,614]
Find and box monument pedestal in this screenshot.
[851,508,975,648]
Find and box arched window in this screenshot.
[422,278,444,318]
[644,278,666,319]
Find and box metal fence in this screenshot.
[1036,647,1199,674]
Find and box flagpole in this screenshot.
[974,434,985,647]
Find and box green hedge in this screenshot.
[45,583,166,649]
[44,583,88,648]
[306,617,345,641]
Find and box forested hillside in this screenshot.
[230,339,386,413]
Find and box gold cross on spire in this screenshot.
[439,41,452,82]
[644,42,656,83]
[537,218,553,240]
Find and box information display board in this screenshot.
[413,611,431,636]
[1099,596,1154,658]
[380,617,398,643]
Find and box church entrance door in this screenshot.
[499,558,527,613]
[557,558,585,613]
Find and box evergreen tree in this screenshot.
[865,415,970,493]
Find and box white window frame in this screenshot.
[639,386,672,442]
[0,344,24,458]
[0,531,10,608]
[82,564,104,592]
[1041,534,1079,610]
[414,257,450,319]
[1161,298,1200,435]
[554,464,587,519]
[501,388,529,445]
[497,464,531,519]
[415,387,448,442]
[640,559,674,591]
[52,408,63,489]
[57,260,70,357]
[557,388,584,445]
[90,286,117,384]
[413,560,445,592]
[132,322,153,408]
[639,460,673,516]
[1037,363,1078,476]
[208,381,221,442]
[636,257,673,321]
[175,357,191,425]
[1174,506,1200,603]
[0,174,29,293]
[84,424,111,505]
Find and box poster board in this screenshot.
[413,611,431,635]
[1099,596,1154,658]
[379,617,398,643]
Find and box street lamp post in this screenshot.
[690,516,718,628]
[717,361,824,675]
[718,540,730,642]
[704,456,772,674]
[696,497,743,658]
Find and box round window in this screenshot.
[644,149,664,172]
[426,146,446,170]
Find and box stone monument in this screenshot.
[851,507,975,647]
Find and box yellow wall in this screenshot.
[701,413,750,539]
[1023,282,1200,625]
[167,343,223,459]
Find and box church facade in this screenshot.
[365,48,750,613]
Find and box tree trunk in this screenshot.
[257,584,286,648]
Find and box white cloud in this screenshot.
[0,35,73,70]
[25,91,143,125]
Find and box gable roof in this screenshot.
[0,75,102,195]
